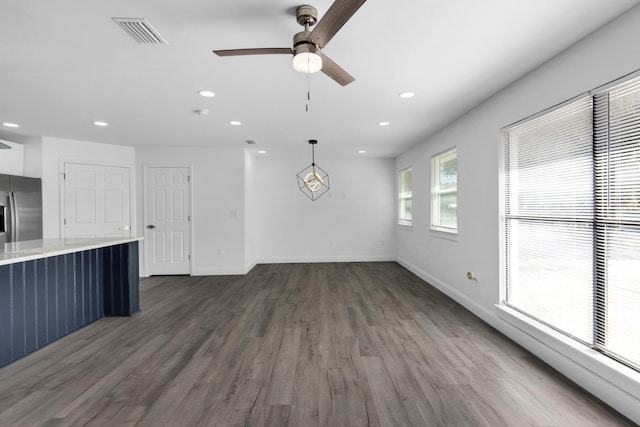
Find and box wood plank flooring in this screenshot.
[0,262,633,426]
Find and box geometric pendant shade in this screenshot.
[296,139,330,201]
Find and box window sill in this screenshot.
[398,222,413,230]
[429,227,458,241]
[495,304,640,398]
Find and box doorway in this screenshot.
[144,166,191,275]
[62,162,131,238]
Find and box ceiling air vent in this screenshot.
[112,18,167,45]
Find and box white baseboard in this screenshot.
[142,257,393,277]
[396,256,640,425]
[191,265,254,276]
[245,261,257,274]
[257,254,396,264]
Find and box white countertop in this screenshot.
[0,237,143,266]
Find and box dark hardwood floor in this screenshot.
[0,262,633,426]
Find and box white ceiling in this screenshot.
[1,0,638,158]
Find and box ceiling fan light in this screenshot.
[293,52,322,74]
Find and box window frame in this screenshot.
[431,147,458,233]
[398,167,413,226]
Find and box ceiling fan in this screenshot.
[213,0,367,86]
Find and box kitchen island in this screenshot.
[0,237,141,368]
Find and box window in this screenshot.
[431,147,457,232]
[502,74,640,371]
[398,167,412,225]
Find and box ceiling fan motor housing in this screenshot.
[293,30,320,55]
[296,5,318,27]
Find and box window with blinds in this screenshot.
[398,167,413,226]
[593,77,640,368]
[431,147,458,232]
[503,73,640,371]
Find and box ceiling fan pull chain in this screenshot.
[306,69,311,112]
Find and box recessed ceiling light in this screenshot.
[198,90,215,98]
[2,122,19,128]
[399,91,415,99]
[378,121,390,127]
[358,150,366,154]
[230,120,242,126]
[93,121,108,127]
[258,150,267,154]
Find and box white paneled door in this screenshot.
[145,167,191,275]
[63,163,131,238]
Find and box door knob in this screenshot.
[147,224,156,229]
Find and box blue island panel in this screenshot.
[35,259,48,348]
[0,241,139,368]
[11,263,26,361]
[0,266,11,366]
[45,257,58,344]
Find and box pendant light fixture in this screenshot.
[296,139,329,201]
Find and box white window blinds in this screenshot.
[504,97,594,343]
[593,77,640,368]
[503,73,640,371]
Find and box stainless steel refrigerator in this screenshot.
[0,174,43,245]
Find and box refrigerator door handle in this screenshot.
[0,204,6,235]
[9,191,18,241]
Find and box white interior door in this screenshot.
[145,167,191,275]
[64,163,131,238]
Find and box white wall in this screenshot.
[0,139,25,175]
[22,138,43,178]
[244,150,257,270]
[395,5,640,423]
[252,155,396,263]
[134,149,394,274]
[136,147,247,276]
[41,136,136,238]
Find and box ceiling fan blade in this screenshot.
[320,52,355,86]
[213,47,291,56]
[309,0,366,48]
